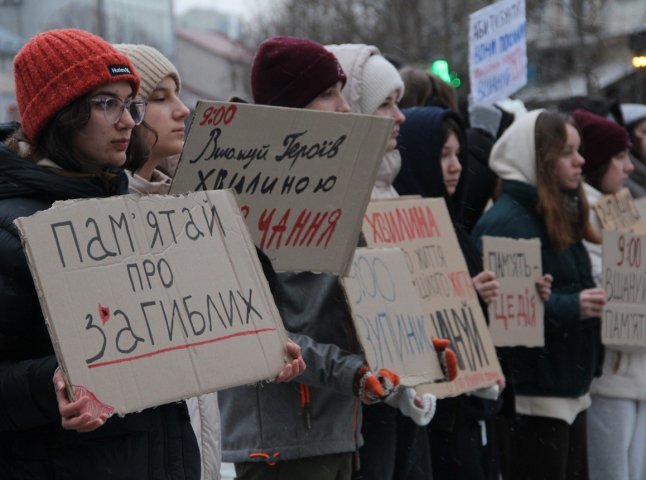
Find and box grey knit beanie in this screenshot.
[114,44,180,99]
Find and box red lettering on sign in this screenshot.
[99,305,110,325]
[199,104,238,127]
[365,206,441,244]
[87,328,276,369]
[492,288,537,330]
[449,271,476,298]
[258,208,342,250]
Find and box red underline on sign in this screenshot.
[87,328,277,369]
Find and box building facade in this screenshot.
[518,0,646,106]
[0,0,174,56]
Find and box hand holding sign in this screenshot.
[275,340,306,382]
[580,288,607,319]
[472,270,500,304]
[385,387,437,426]
[535,274,553,303]
[432,338,459,381]
[54,368,111,433]
[355,365,400,405]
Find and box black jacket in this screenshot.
[0,128,199,479]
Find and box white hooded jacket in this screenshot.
[326,43,404,200]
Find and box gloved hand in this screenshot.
[354,365,400,405]
[469,383,500,400]
[433,338,459,381]
[385,386,437,426]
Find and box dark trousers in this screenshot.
[235,452,352,480]
[352,403,432,480]
[429,396,499,480]
[509,411,589,480]
[495,414,514,480]
[429,417,494,480]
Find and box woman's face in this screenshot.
[304,81,350,113]
[599,150,634,194]
[373,89,405,151]
[554,123,585,191]
[143,75,190,158]
[441,131,462,195]
[72,80,136,170]
[632,118,646,160]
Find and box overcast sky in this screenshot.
[173,0,271,19]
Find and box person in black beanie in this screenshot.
[219,36,406,480]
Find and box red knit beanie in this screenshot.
[14,29,141,142]
[573,109,631,174]
[251,36,346,108]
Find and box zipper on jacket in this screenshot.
[343,289,363,451]
[299,384,312,430]
[256,383,264,444]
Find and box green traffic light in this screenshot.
[429,59,461,88]
[431,60,451,83]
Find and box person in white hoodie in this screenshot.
[573,109,646,480]
[472,110,606,480]
[325,43,445,480]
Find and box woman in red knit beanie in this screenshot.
[0,29,202,479]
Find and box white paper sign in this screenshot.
[469,0,527,104]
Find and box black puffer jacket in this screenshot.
[0,126,199,479]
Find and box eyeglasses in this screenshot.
[90,97,146,125]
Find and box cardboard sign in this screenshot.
[343,248,445,387]
[170,101,393,275]
[601,230,646,349]
[469,0,527,104]
[592,188,646,234]
[483,236,544,347]
[632,197,646,226]
[15,190,289,415]
[362,198,503,398]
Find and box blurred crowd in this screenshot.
[2,29,646,480]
